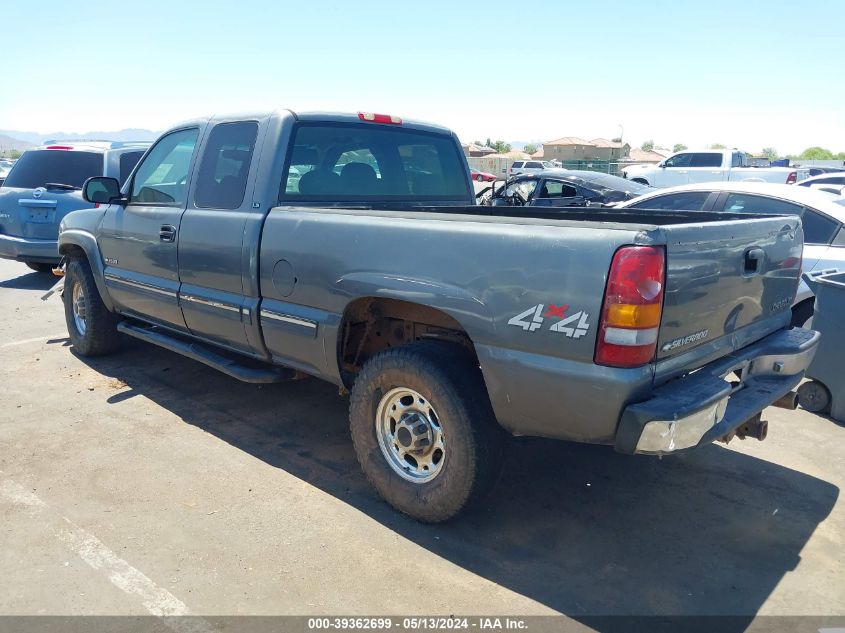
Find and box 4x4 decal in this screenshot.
[508,303,591,338]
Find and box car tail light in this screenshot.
[358,112,401,124]
[786,171,797,184]
[45,145,73,150]
[595,246,666,368]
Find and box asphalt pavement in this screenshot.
[1,257,843,626]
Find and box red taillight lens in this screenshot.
[786,171,797,184]
[45,145,73,150]
[595,245,666,368]
[357,112,402,125]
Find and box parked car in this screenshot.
[620,149,808,188]
[0,142,150,272]
[509,160,553,176]
[487,169,654,207]
[804,166,845,177]
[57,109,816,522]
[796,172,845,190]
[469,167,496,182]
[0,159,14,187]
[618,181,845,327]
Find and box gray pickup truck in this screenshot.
[57,109,819,522]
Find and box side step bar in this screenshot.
[117,322,294,384]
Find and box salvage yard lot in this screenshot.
[1,257,844,621]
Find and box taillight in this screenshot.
[45,145,73,150]
[358,112,402,124]
[786,171,797,184]
[595,246,666,368]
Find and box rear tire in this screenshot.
[798,380,831,414]
[349,341,503,523]
[26,262,54,273]
[63,257,122,356]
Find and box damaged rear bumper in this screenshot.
[615,328,820,455]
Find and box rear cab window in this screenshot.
[195,121,259,209]
[690,153,723,168]
[3,150,103,189]
[280,123,470,201]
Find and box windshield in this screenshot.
[3,150,103,189]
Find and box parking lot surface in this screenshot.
[1,257,844,623]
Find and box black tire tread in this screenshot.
[64,257,122,356]
[349,340,503,523]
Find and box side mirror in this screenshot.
[659,162,667,168]
[83,177,123,204]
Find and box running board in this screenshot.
[117,322,294,384]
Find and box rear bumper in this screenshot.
[0,234,61,264]
[615,328,820,455]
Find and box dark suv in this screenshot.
[0,141,149,272]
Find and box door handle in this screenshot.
[159,224,176,242]
[744,247,764,275]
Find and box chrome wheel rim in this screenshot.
[72,282,87,335]
[375,387,445,483]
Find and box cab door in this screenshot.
[686,151,727,184]
[99,127,202,330]
[177,120,261,354]
[657,152,693,186]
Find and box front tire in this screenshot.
[349,341,503,523]
[63,257,122,356]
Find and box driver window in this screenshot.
[131,128,200,205]
[538,181,578,198]
[504,180,538,200]
[663,153,692,168]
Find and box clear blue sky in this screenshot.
[1,0,842,154]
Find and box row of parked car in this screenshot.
[1,138,844,333]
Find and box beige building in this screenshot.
[542,137,594,161]
[541,137,630,161]
[461,143,496,158]
[589,138,631,160]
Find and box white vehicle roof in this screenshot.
[796,172,845,186]
[619,181,845,223]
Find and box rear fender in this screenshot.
[335,272,493,341]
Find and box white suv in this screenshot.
[509,160,552,177]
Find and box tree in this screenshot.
[491,140,511,154]
[641,139,654,151]
[485,138,493,148]
[710,143,727,149]
[523,143,538,155]
[761,147,778,160]
[673,143,687,153]
[799,147,834,160]
[836,152,845,160]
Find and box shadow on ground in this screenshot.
[0,270,57,291]
[76,340,839,628]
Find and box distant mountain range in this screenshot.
[0,128,160,150]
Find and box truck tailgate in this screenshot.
[657,215,802,360]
